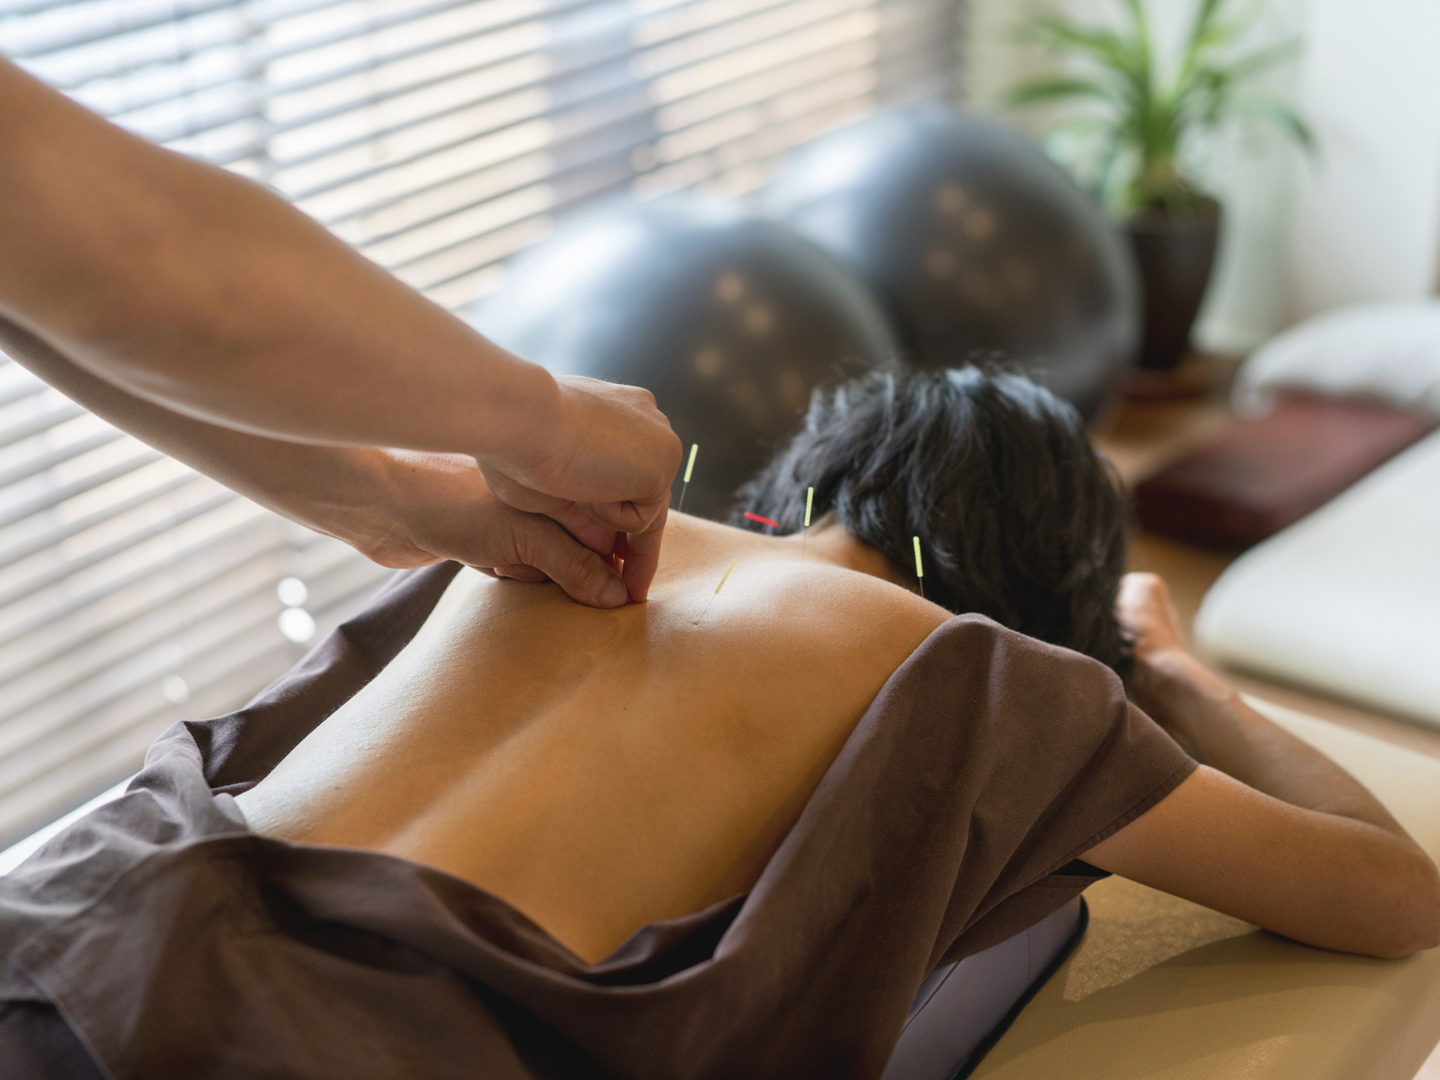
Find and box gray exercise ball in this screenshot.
[763,105,1141,423]
[472,197,899,520]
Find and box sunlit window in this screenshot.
[0,0,959,845]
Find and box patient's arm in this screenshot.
[1086,574,1440,959]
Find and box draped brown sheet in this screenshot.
[0,564,1193,1080]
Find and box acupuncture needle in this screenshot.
[800,486,813,566]
[695,558,737,625]
[677,443,699,511]
[913,535,925,601]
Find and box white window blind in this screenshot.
[0,0,960,847]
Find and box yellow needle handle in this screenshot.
[715,558,737,594]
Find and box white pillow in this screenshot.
[1232,300,1440,418]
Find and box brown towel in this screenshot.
[1135,394,1436,549]
[0,564,1193,1080]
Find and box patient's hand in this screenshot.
[1116,573,1230,758]
[1116,572,1187,662]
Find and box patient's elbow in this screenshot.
[1367,851,1440,959]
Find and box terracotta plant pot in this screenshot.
[1124,198,1221,370]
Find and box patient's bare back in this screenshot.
[237,515,947,962]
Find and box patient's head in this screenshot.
[735,367,1131,673]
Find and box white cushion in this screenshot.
[1194,430,1440,728]
[1233,300,1440,417]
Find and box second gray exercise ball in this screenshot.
[763,105,1141,423]
[472,197,899,520]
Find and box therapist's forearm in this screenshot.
[0,314,400,549]
[0,58,556,462]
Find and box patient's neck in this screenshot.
[790,516,911,590]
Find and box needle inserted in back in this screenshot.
[801,486,814,566]
[695,558,737,625]
[677,443,698,511]
[913,536,924,600]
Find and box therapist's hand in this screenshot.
[475,376,682,603]
[0,313,640,608]
[336,450,632,608]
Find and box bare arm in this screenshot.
[0,59,679,599]
[1086,574,1440,959]
[0,316,633,607]
[0,61,546,456]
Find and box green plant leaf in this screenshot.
[1003,76,1122,110]
[1185,0,1227,56]
[1222,93,1318,152]
[1047,115,1121,137]
[1216,37,1304,82]
[1116,0,1155,92]
[1093,136,1128,206]
[1017,16,1148,85]
[1002,0,1315,205]
[1183,66,1233,128]
[1172,0,1246,102]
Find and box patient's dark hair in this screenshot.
[734,367,1131,674]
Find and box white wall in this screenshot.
[1284,0,1440,319]
[965,0,1440,352]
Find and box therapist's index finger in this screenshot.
[619,504,667,602]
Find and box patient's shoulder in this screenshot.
[889,610,1128,719]
[756,556,952,647]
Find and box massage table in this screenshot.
[971,697,1440,1080]
[4,701,1437,1079]
[1194,430,1440,729]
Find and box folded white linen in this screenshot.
[1232,300,1440,418]
[1195,430,1440,728]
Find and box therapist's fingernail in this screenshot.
[601,577,628,608]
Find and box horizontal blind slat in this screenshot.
[0,488,239,611]
[0,377,49,411]
[288,27,875,242]
[0,430,128,492]
[0,0,958,846]
[0,532,380,761]
[382,47,886,279]
[0,403,86,452]
[0,0,340,37]
[0,448,164,535]
[208,0,797,157]
[0,505,274,653]
[5,0,249,62]
[43,0,595,121]
[0,540,385,799]
[0,557,388,847]
[0,515,287,686]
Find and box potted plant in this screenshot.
[1006,0,1313,371]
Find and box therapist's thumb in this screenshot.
[509,514,629,609]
